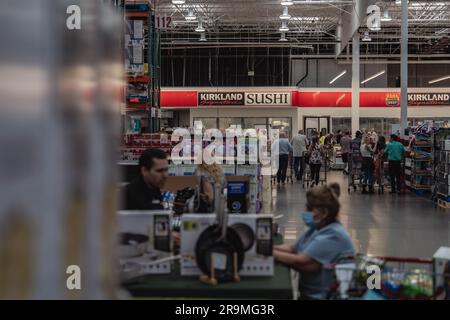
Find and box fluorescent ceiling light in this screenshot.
[291,17,320,21]
[428,75,450,84]
[279,32,288,42]
[281,0,294,5]
[381,11,392,22]
[279,21,289,32]
[185,9,197,21]
[172,0,185,4]
[195,20,205,32]
[280,6,291,20]
[362,31,371,42]
[329,70,347,84]
[361,70,386,84]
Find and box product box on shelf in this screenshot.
[443,140,450,151]
[433,247,450,300]
[117,211,173,275]
[221,164,236,176]
[178,164,197,176]
[180,214,274,277]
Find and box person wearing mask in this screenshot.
[340,130,352,175]
[360,137,375,194]
[273,132,292,185]
[124,148,169,210]
[273,183,355,300]
[308,136,323,187]
[384,134,405,195]
[291,130,309,181]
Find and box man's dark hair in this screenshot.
[390,134,398,141]
[139,148,168,169]
[344,130,350,135]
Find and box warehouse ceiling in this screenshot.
[154,0,450,56]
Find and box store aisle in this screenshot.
[272,171,450,259]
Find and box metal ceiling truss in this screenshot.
[154,0,450,55]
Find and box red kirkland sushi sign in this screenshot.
[198,92,291,106]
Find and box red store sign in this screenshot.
[161,90,449,108]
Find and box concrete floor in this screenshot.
[271,171,450,259]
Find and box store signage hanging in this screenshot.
[198,92,291,106]
[198,92,245,105]
[408,93,450,106]
[245,93,291,106]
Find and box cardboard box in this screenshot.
[117,211,173,275]
[433,247,450,300]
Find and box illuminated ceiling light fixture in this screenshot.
[361,70,386,84]
[172,0,186,4]
[428,75,450,84]
[279,32,288,41]
[185,8,197,21]
[195,19,205,32]
[199,32,207,41]
[329,70,347,84]
[362,31,371,42]
[381,10,392,22]
[281,0,294,6]
[279,21,289,32]
[280,6,291,20]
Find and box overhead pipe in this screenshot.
[296,59,309,87]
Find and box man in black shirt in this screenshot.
[124,148,169,210]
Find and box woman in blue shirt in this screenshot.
[274,183,355,299]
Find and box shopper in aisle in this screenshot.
[370,128,379,143]
[307,136,323,187]
[335,130,343,144]
[340,130,352,175]
[274,132,292,185]
[291,130,309,181]
[384,134,405,195]
[319,132,326,145]
[360,137,375,194]
[123,148,169,210]
[273,183,355,300]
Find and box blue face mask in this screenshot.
[302,211,318,229]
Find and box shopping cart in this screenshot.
[327,255,449,300]
[374,153,386,194]
[347,152,363,193]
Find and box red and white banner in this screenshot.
[161,89,450,108]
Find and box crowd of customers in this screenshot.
[274,127,405,194]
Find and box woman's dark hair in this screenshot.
[377,136,386,152]
[306,183,341,227]
[139,148,168,169]
[311,136,319,145]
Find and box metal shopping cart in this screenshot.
[347,152,363,193]
[374,153,386,194]
[327,255,449,300]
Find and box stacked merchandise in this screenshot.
[120,133,172,161]
[404,125,434,194]
[236,165,263,213]
[123,0,161,133]
[433,128,450,208]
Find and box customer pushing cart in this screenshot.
[302,142,328,188]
